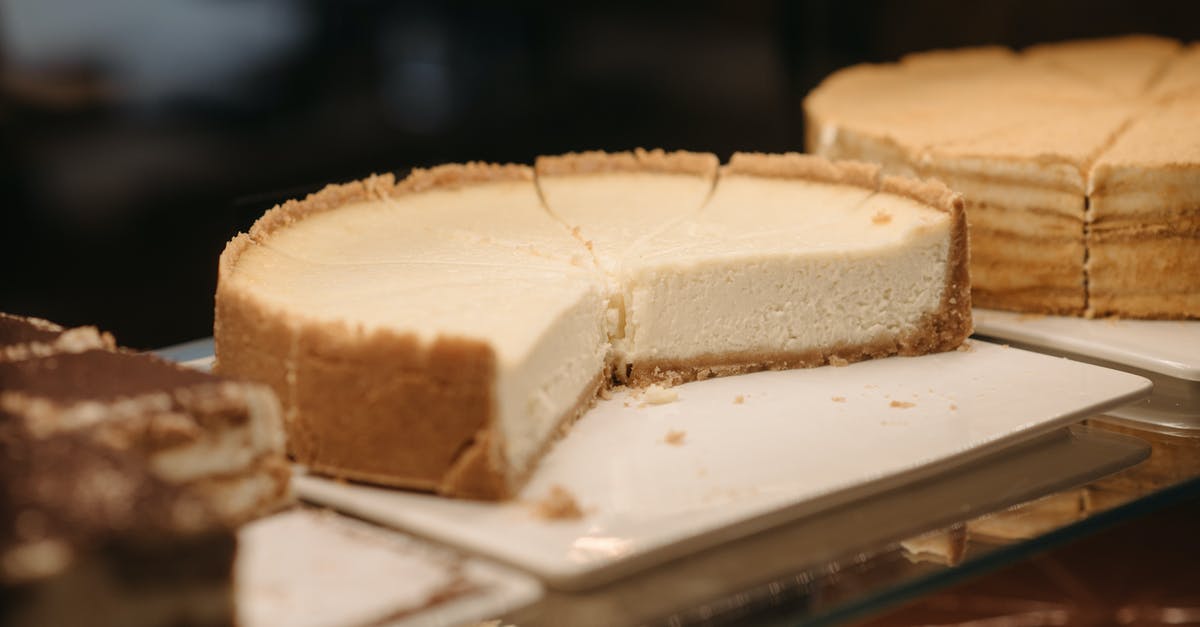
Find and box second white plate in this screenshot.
[973,308,1200,382]
[297,340,1150,590]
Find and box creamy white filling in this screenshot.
[619,175,951,364]
[151,387,284,484]
[494,282,608,474]
[623,234,950,362]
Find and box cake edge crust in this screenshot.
[247,162,534,241]
[535,148,718,179]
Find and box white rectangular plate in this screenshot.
[973,308,1200,382]
[237,508,542,627]
[296,340,1150,590]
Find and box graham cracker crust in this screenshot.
[536,148,718,178]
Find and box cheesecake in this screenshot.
[215,152,971,499]
[805,35,1200,319]
[217,164,610,499]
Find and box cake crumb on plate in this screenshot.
[636,384,678,406]
[890,400,915,409]
[663,430,686,446]
[532,485,583,520]
[831,396,846,403]
[733,394,745,404]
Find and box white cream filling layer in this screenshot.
[623,235,949,362]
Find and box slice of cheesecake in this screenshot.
[619,153,971,384]
[535,149,718,369]
[217,164,609,499]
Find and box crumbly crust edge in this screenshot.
[536,148,718,179]
[247,163,533,240]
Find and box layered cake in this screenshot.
[0,350,290,523]
[805,35,1200,318]
[0,312,114,361]
[1,312,291,626]
[1,422,236,627]
[216,151,971,499]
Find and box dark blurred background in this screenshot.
[2,0,1199,349]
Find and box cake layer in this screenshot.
[1088,99,1200,318]
[805,36,1200,318]
[0,312,114,361]
[0,349,290,523]
[1024,35,1181,98]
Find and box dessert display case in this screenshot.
[155,335,1199,626]
[7,4,1199,625]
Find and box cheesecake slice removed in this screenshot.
[619,153,971,384]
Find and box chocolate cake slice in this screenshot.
[0,313,114,362]
[1,310,292,627]
[1,420,236,627]
[0,349,291,524]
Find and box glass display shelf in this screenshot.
[155,339,1199,627]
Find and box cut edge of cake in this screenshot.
[622,152,972,386]
[535,147,719,178]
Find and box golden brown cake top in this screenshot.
[1024,34,1182,97]
[1149,42,1200,102]
[808,35,1200,193]
[724,152,879,188]
[724,152,962,216]
[248,163,532,240]
[1092,99,1200,176]
[536,148,718,178]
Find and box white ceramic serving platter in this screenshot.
[296,339,1150,590]
[973,309,1200,429]
[236,508,542,627]
[973,309,1200,382]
